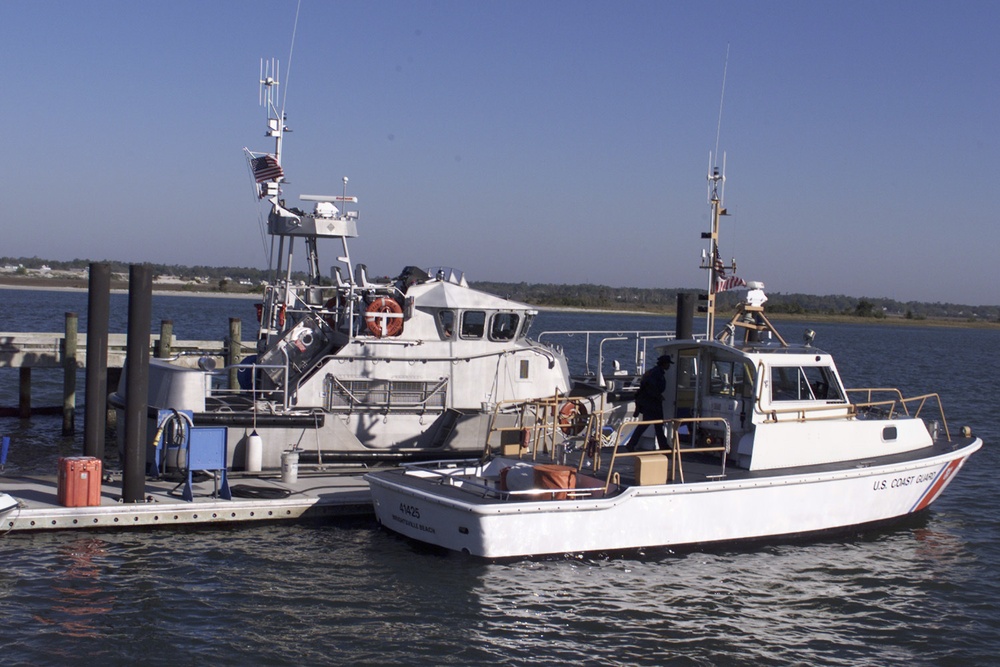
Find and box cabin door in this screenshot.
[700,356,757,453]
[672,349,700,421]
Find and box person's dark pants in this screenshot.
[624,406,671,451]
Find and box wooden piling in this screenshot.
[228,317,241,390]
[157,320,173,358]
[62,312,78,435]
[19,367,30,419]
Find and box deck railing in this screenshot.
[755,385,950,441]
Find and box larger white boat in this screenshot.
[0,493,17,519]
[116,63,593,469]
[365,164,982,558]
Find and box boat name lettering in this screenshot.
[390,513,436,535]
[399,503,421,519]
[872,472,937,492]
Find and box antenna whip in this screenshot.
[713,43,730,169]
[280,0,302,120]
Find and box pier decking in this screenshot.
[2,469,374,533]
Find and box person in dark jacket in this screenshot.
[622,354,673,451]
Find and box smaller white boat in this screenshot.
[365,163,982,559]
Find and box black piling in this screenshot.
[122,264,152,503]
[84,263,111,459]
[676,293,695,341]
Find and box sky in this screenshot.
[4,1,998,305]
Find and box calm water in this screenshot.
[1,287,998,666]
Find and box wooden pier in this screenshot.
[0,315,250,429]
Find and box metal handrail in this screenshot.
[537,329,691,377]
[847,389,951,440]
[607,416,730,486]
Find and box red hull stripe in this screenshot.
[910,458,965,513]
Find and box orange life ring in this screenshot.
[558,401,589,436]
[365,297,404,337]
[255,302,285,328]
[322,297,340,329]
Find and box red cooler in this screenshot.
[58,456,103,507]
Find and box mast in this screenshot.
[261,59,284,180]
[704,157,726,338]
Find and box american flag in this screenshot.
[251,154,284,183]
[713,246,726,273]
[711,246,746,292]
[714,274,747,293]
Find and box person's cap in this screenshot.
[657,354,673,366]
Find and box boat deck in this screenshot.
[1,468,373,534]
[379,436,978,505]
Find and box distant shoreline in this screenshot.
[0,277,259,300]
[1,277,996,329]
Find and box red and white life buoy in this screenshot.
[558,401,589,436]
[365,297,404,337]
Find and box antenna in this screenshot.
[260,58,280,115]
[713,43,730,170]
[704,47,731,338]
[281,0,303,122]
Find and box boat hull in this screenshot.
[366,439,981,558]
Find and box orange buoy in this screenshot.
[365,297,404,337]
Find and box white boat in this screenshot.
[365,163,982,558]
[113,62,596,470]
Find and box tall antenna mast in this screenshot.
[704,47,731,338]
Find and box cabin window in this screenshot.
[460,311,485,339]
[489,312,520,341]
[520,312,535,339]
[438,310,455,339]
[519,359,530,379]
[709,359,746,398]
[770,366,844,402]
[771,367,811,401]
[801,366,844,401]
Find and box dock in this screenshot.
[0,316,250,425]
[1,469,374,533]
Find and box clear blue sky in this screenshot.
[5,1,997,304]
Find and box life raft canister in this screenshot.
[365,297,404,337]
[558,401,589,436]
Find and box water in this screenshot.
[1,287,998,665]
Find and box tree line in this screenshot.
[471,280,1000,323]
[3,256,997,322]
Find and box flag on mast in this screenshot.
[251,154,284,183]
[712,246,746,293]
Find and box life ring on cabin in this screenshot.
[254,303,285,328]
[322,296,340,329]
[365,297,404,337]
[558,401,589,436]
